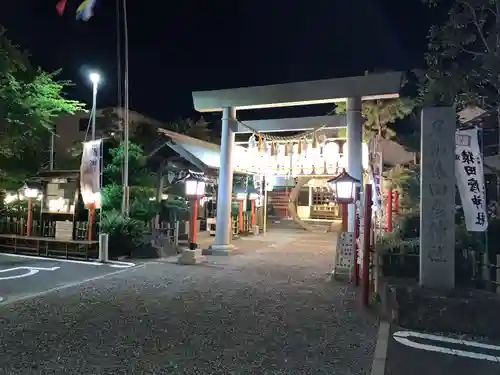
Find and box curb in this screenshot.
[371,321,390,375]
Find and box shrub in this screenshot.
[101,210,146,258]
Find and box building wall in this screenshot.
[52,107,166,168]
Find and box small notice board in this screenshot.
[55,221,73,241]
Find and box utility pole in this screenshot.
[122,0,130,216]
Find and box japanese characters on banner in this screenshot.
[80,140,102,209]
[455,128,488,231]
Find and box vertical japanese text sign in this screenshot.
[420,107,456,289]
[455,128,488,231]
[80,140,102,209]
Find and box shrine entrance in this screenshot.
[191,72,403,251]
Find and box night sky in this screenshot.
[1,0,434,123]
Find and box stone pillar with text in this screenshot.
[420,107,456,289]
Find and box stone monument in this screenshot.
[420,107,456,289]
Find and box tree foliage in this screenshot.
[0,27,84,189]
[335,98,415,140]
[419,0,500,109]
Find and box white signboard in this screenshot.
[80,140,102,209]
[55,220,73,241]
[455,128,488,231]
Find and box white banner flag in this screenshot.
[367,136,382,212]
[455,128,488,231]
[80,140,102,209]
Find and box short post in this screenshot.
[99,233,109,262]
[362,184,372,307]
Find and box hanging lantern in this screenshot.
[284,142,289,157]
[298,139,302,155]
[270,142,277,157]
[248,134,257,153]
[318,132,327,146]
[302,138,309,154]
[262,139,269,154]
[258,135,263,152]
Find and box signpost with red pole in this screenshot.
[185,178,206,250]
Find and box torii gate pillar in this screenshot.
[209,107,236,254]
[346,97,363,232]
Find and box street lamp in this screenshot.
[89,72,100,140]
[185,178,206,249]
[327,168,361,232]
[246,187,259,229]
[23,184,40,237]
[233,187,247,234]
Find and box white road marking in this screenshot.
[393,330,500,362]
[0,266,60,280]
[0,263,148,306]
[0,253,135,268]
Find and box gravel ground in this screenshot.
[0,231,378,375]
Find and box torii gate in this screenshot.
[192,72,403,254]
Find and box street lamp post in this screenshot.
[328,169,362,286]
[89,72,100,140]
[233,188,247,234]
[179,177,206,265]
[327,168,361,231]
[23,185,40,237]
[185,178,206,250]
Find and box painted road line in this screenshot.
[0,253,135,268]
[0,266,60,280]
[0,263,148,306]
[393,330,500,363]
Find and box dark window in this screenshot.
[297,188,309,206]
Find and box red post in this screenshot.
[394,190,399,214]
[341,203,348,232]
[88,206,95,241]
[26,198,33,236]
[386,188,393,232]
[362,184,372,307]
[189,198,199,247]
[238,200,244,233]
[352,187,360,286]
[251,200,255,225]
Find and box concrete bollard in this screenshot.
[99,233,109,262]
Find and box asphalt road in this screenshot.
[385,325,500,374]
[0,253,135,303]
[0,230,376,374]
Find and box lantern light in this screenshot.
[23,186,40,199]
[327,168,361,204]
[185,179,206,198]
